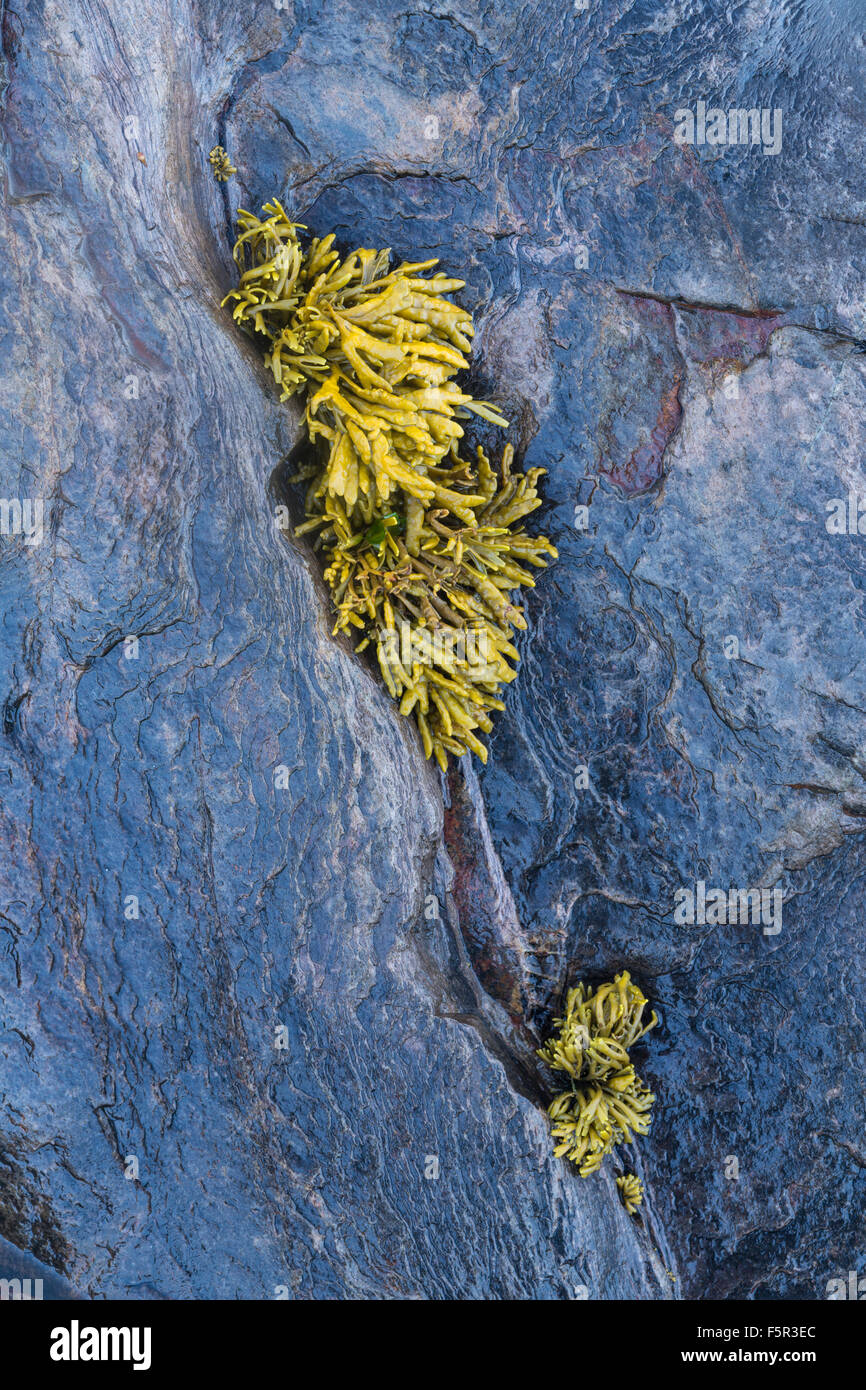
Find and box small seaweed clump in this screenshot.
[209,145,237,181]
[537,973,657,1177]
[616,1173,644,1215]
[222,200,556,767]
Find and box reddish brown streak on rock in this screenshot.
[602,296,784,497]
[605,375,683,496]
[677,304,785,367]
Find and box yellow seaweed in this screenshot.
[208,145,237,181]
[538,972,657,1178]
[616,1173,644,1215]
[222,202,558,764]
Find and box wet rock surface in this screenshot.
[1,0,864,1298]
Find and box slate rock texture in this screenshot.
[0,0,672,1300]
[0,0,863,1300]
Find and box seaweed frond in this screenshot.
[538,972,657,1177]
[222,202,558,764]
[209,145,237,181]
[616,1173,644,1214]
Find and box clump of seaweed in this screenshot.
[223,201,507,504]
[292,441,555,768]
[222,199,557,765]
[209,145,237,181]
[616,1173,644,1215]
[537,972,657,1177]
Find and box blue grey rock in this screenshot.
[1,0,863,1301]
[0,1232,79,1300]
[0,0,674,1300]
